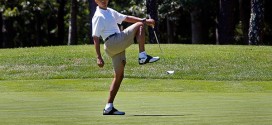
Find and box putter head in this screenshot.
[167,71,174,74]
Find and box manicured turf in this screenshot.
[0,91,271,125]
[0,79,271,125]
[0,79,271,93]
[0,45,271,124]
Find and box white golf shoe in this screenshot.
[139,54,160,65]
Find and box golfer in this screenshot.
[92,0,160,115]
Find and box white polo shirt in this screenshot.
[92,7,127,41]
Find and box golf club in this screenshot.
[148,14,163,53]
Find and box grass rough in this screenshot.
[0,44,271,81]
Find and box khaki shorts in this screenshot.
[104,24,137,72]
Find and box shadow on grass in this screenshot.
[132,114,187,117]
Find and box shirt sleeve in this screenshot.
[111,9,127,24]
[92,15,104,37]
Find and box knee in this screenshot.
[114,60,126,79]
[135,22,144,27]
[115,72,124,80]
[134,22,144,35]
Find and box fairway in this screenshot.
[0,45,272,124]
[0,79,272,125]
[0,91,271,125]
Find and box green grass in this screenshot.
[1,91,271,125]
[0,44,272,125]
[0,79,271,125]
[0,44,271,80]
[0,79,271,93]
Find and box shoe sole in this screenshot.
[103,109,125,115]
[103,113,125,115]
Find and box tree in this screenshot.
[156,0,184,43]
[88,0,97,44]
[248,0,264,45]
[0,11,2,48]
[0,0,271,48]
[57,0,67,45]
[189,5,203,44]
[68,0,78,45]
[264,0,272,45]
[239,0,251,44]
[146,0,158,44]
[2,0,19,48]
[44,1,58,46]
[181,0,216,44]
[217,0,237,44]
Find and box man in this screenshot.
[92,0,160,115]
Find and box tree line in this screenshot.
[0,0,271,48]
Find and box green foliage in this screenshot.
[3,7,20,17]
[110,0,145,17]
[1,0,272,46]
[0,0,84,46]
[75,0,90,44]
[180,0,207,9]
[158,0,181,17]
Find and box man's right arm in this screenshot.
[124,16,155,27]
[93,36,104,68]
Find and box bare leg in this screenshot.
[106,22,148,103]
[107,60,126,103]
[132,22,146,53]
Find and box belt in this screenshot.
[105,33,117,41]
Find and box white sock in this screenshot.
[105,103,113,111]
[139,51,147,58]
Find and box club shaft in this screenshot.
[153,29,163,53]
[148,14,162,53]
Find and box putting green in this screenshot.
[0,92,271,125]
